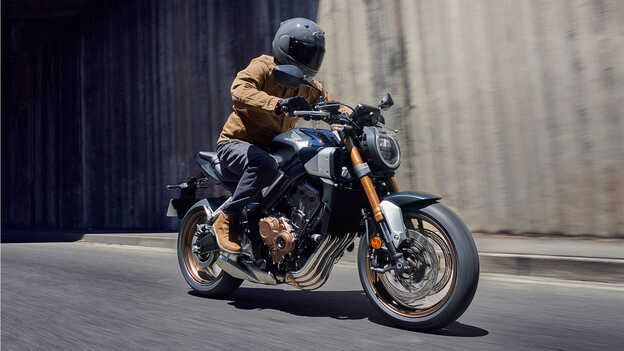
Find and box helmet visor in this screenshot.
[288,38,325,74]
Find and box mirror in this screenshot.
[378,93,394,110]
[274,65,305,88]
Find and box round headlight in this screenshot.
[362,127,401,170]
[376,134,401,169]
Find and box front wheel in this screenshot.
[177,205,242,297]
[358,203,479,330]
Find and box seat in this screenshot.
[196,152,240,183]
[197,147,295,184]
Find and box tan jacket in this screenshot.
[218,55,336,151]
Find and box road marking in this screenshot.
[481,273,624,292]
[480,252,624,263]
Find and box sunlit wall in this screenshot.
[314,0,623,236]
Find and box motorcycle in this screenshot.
[166,64,479,330]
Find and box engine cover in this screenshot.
[258,217,296,265]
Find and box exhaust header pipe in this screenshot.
[285,233,356,290]
[216,253,277,285]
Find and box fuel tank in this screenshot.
[271,128,339,164]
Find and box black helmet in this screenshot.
[272,18,325,77]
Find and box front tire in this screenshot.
[358,203,479,330]
[177,205,242,297]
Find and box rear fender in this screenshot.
[166,175,229,219]
[170,197,228,220]
[166,178,199,219]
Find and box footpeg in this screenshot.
[238,254,267,271]
[198,231,218,252]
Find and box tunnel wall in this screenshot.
[2,18,83,228]
[2,0,318,230]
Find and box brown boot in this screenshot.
[213,212,241,253]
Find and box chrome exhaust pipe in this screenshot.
[216,253,277,285]
[285,233,356,290]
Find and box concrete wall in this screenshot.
[314,0,623,236]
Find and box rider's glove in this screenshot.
[275,96,312,116]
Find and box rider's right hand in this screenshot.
[275,96,312,116]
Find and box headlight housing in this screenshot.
[362,127,401,171]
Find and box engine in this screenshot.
[258,182,323,268]
[287,182,322,231]
[258,216,295,265]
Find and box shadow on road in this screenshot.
[424,322,489,337]
[190,287,488,337]
[192,288,371,320]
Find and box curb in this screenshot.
[83,234,177,249]
[82,234,624,284]
[477,253,624,284]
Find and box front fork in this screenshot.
[345,137,407,271]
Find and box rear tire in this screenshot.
[358,203,479,330]
[177,205,243,297]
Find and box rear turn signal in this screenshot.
[370,236,382,250]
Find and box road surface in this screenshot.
[2,242,623,350]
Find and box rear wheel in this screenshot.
[358,203,479,330]
[177,205,242,297]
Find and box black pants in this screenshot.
[216,140,278,215]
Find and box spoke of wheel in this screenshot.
[418,218,424,233]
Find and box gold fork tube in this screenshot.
[344,138,384,222]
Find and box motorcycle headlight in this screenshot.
[362,127,401,170]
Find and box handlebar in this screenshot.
[292,110,331,119]
[292,110,353,126]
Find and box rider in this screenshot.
[214,17,341,254]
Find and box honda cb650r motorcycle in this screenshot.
[167,65,479,330]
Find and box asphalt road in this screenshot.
[2,243,623,351]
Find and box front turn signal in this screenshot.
[370,236,382,250]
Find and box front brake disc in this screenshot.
[379,229,439,308]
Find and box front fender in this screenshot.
[379,192,441,248]
[382,191,441,210]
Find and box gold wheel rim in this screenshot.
[182,211,222,285]
[365,213,457,317]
